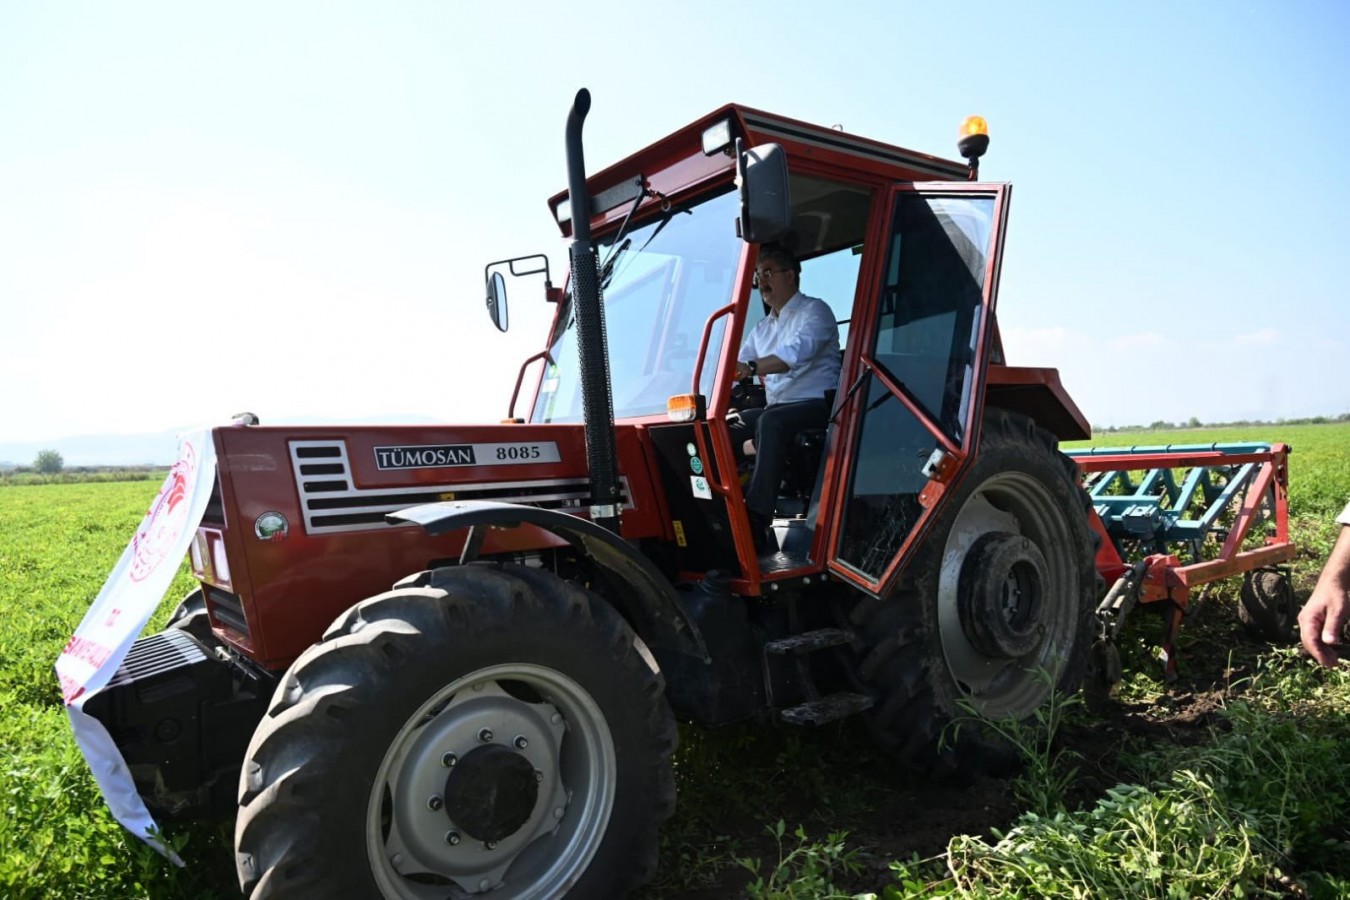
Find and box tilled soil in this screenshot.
[642,598,1282,898]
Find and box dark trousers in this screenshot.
[729,398,830,519]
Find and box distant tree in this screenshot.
[34,449,64,475]
[1186,416,1202,428]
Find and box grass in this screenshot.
[1,422,1348,897]
[0,482,230,899]
[901,658,1350,899]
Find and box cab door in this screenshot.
[825,183,1011,596]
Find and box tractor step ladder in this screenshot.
[765,628,874,725]
[764,627,854,654]
[780,693,874,725]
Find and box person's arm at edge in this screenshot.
[1298,502,1350,667]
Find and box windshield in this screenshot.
[532,189,742,422]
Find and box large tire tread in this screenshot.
[236,564,676,899]
[847,407,1098,776]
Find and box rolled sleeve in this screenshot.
[775,302,837,369]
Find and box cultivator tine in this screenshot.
[1071,442,1297,689]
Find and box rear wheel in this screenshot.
[849,409,1098,773]
[235,564,677,899]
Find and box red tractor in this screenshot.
[88,90,1113,898]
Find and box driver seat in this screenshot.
[776,389,836,514]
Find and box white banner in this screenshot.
[55,428,217,860]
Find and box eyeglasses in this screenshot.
[756,268,791,280]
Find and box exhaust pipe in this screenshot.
[564,88,621,534]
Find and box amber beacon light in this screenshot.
[958,115,990,180]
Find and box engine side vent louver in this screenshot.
[299,463,345,476]
[206,586,249,640]
[287,439,631,536]
[294,445,342,459]
[301,480,350,493]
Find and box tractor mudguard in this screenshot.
[387,499,709,663]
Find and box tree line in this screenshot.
[1094,412,1350,433]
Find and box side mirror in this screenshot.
[482,254,556,331]
[737,140,791,244]
[486,271,509,332]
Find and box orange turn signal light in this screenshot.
[667,394,702,423]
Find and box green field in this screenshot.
[1066,421,1349,523]
[1,423,1347,898]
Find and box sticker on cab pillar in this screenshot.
[689,456,704,475]
[254,511,289,542]
[673,520,687,547]
[374,442,561,470]
[690,476,712,500]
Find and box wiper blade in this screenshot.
[598,238,631,290]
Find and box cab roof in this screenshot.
[549,103,970,238]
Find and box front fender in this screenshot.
[387,500,709,663]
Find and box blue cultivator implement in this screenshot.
[1066,442,1296,687]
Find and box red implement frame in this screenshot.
[1074,443,1295,678]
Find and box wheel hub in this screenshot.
[442,743,540,842]
[957,532,1048,659]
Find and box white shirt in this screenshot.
[739,292,842,406]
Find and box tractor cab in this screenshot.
[490,103,1086,597]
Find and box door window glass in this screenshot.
[834,191,999,584]
[873,195,994,443]
[835,376,932,578]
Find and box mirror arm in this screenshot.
[484,254,556,295]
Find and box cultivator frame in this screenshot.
[1068,442,1296,680]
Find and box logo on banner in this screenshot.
[129,444,198,583]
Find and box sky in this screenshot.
[2,1,1348,450]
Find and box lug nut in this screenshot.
[534,769,543,782]
[478,728,494,743]
[513,735,528,750]
[484,840,498,850]
[445,830,461,846]
[427,796,443,811]
[442,752,457,768]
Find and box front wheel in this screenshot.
[235,564,677,899]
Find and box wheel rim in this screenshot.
[937,472,1082,719]
[367,663,616,898]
